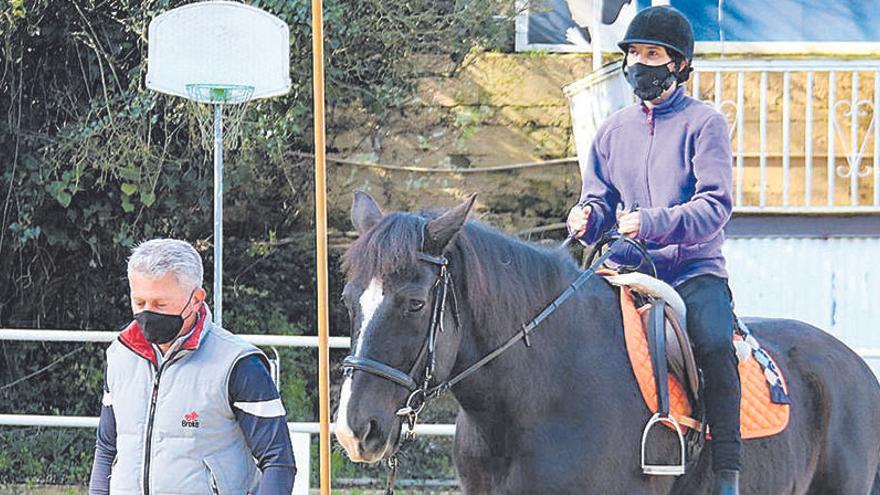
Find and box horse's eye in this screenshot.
[408,299,426,313]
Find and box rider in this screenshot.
[566,6,741,494]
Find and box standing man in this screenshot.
[89,239,295,494]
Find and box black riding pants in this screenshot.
[675,274,742,472]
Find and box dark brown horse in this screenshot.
[335,192,880,494]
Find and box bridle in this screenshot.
[342,251,459,433]
[340,230,647,494]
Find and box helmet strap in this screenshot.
[670,54,692,83]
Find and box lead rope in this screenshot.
[384,455,399,495]
[384,424,419,495]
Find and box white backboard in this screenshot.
[147,1,291,101]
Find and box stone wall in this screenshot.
[327,53,594,234]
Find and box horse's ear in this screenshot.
[425,194,477,254]
[351,191,384,234]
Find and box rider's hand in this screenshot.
[617,210,640,238]
[567,204,592,239]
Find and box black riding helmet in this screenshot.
[618,6,694,83]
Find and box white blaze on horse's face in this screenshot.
[336,277,385,462]
[355,278,384,355]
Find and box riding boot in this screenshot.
[712,469,740,495]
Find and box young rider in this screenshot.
[566,6,741,494]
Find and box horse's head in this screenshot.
[335,191,475,463]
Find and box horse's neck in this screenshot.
[448,269,626,425]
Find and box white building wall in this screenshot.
[724,237,880,377]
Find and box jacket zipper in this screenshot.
[644,108,655,207]
[142,366,163,495]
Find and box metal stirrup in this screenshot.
[641,412,687,476]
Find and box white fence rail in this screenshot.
[0,329,351,347]
[0,329,456,494]
[3,320,880,491]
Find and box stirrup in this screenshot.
[640,412,686,476]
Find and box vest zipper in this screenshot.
[141,348,187,495]
[142,367,162,495]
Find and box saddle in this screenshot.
[603,271,792,476]
[605,272,699,407]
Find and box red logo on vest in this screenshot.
[182,411,200,428]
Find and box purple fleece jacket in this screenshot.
[576,86,733,287]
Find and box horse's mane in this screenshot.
[343,210,580,333]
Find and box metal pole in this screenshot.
[806,72,814,206]
[851,71,859,206]
[310,0,332,492]
[591,0,602,71]
[828,71,837,206]
[213,103,224,326]
[782,71,791,207]
[759,71,768,208]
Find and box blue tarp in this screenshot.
[521,0,880,51]
[674,0,880,42]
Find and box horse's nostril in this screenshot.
[356,419,371,443]
[358,418,386,452]
[363,419,380,442]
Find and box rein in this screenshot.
[342,232,634,494]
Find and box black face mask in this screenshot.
[134,291,196,345]
[624,62,677,101]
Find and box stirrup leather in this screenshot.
[640,299,686,476]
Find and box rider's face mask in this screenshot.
[624,61,678,102]
[134,290,197,344]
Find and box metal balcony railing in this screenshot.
[566,59,880,213]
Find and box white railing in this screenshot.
[4,326,879,491]
[0,329,456,494]
[0,329,351,347]
[692,59,880,213]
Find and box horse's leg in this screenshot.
[516,418,680,495]
[756,321,880,495]
[454,412,512,494]
[455,410,674,495]
[804,379,880,495]
[804,436,879,495]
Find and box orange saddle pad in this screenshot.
[620,287,790,439]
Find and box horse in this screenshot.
[334,191,880,494]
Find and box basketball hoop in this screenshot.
[185,83,254,150]
[146,1,291,325]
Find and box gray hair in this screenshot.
[127,239,204,291]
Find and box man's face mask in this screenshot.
[134,290,197,344]
[624,62,677,101]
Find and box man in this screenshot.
[567,6,741,494]
[89,239,295,494]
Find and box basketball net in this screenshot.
[185,84,254,150]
